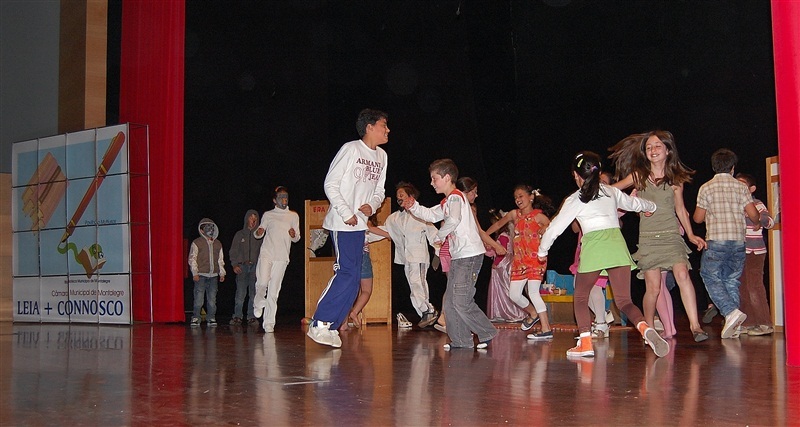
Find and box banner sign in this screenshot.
[11,124,133,324]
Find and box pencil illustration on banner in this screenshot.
[57,131,126,278]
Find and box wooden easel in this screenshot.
[766,156,783,330]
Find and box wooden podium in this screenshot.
[304,198,392,324]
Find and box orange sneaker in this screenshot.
[637,321,670,357]
[567,334,595,357]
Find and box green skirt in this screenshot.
[578,228,636,274]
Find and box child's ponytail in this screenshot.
[573,151,603,203]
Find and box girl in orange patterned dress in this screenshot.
[485,185,554,340]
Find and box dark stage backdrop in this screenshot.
[146,1,777,321]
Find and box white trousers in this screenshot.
[405,263,434,316]
[254,259,289,329]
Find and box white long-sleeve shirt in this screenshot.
[407,190,485,260]
[322,139,387,231]
[538,184,656,258]
[254,207,301,262]
[383,210,439,264]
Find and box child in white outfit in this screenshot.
[383,182,441,327]
[403,159,497,349]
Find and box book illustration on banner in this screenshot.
[21,152,68,232]
[57,131,126,278]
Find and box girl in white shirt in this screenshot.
[538,151,668,359]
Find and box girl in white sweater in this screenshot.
[538,151,668,359]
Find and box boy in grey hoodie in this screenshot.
[229,209,261,325]
[188,218,226,326]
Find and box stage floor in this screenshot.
[1,317,798,426]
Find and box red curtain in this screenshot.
[120,0,185,322]
[772,1,800,367]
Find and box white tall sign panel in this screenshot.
[11,124,134,324]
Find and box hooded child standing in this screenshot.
[229,209,261,325]
[188,218,226,326]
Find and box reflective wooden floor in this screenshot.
[1,318,798,426]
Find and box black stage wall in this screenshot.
[110,1,779,320]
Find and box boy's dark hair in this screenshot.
[573,151,603,203]
[711,148,738,173]
[456,177,477,193]
[735,172,756,188]
[395,181,420,199]
[356,109,388,138]
[429,159,459,182]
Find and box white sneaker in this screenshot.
[307,321,341,347]
[748,325,774,336]
[721,309,747,339]
[329,329,342,348]
[253,304,265,319]
[592,322,610,339]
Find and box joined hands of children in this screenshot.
[345,204,375,226]
[688,234,707,250]
[401,196,417,210]
[358,204,373,217]
[288,228,296,238]
[631,189,655,217]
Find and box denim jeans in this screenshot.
[233,263,256,319]
[444,254,497,347]
[700,240,746,317]
[193,276,219,320]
